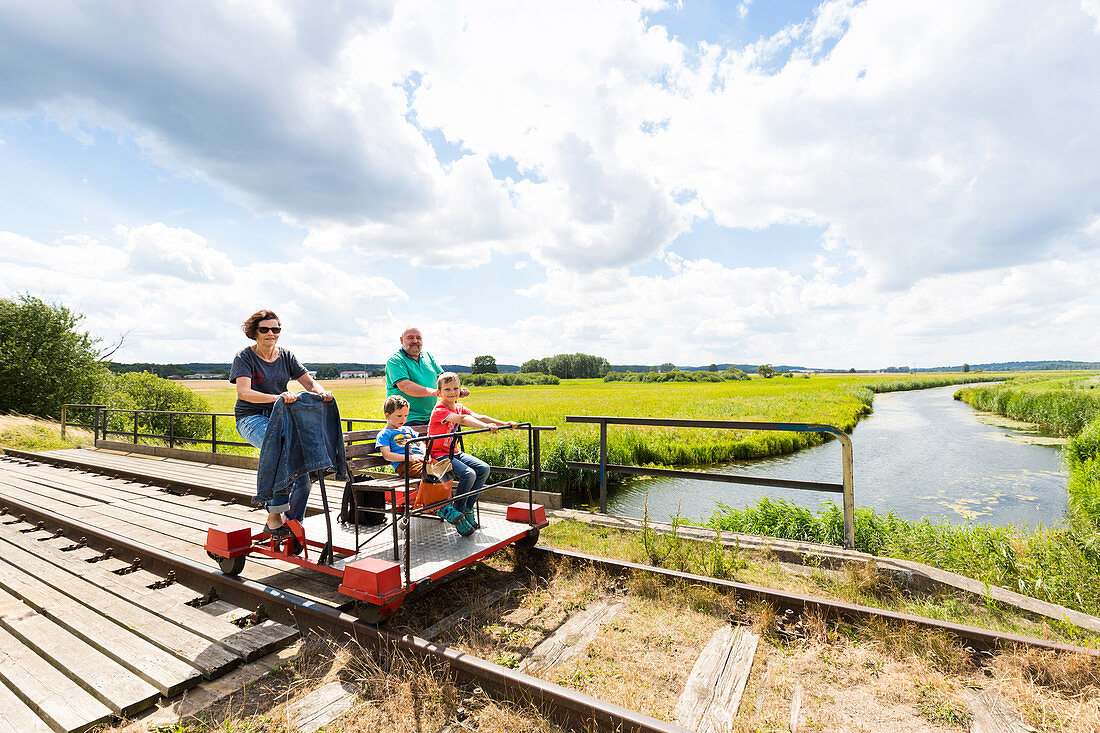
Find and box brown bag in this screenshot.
[413,456,453,511]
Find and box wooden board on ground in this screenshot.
[673,624,760,733]
[0,677,52,733]
[962,687,1027,733]
[0,523,297,661]
[0,624,115,733]
[520,597,626,675]
[0,536,240,678]
[420,587,512,641]
[0,548,203,695]
[0,587,160,717]
[121,642,304,733]
[286,680,360,732]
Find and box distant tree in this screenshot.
[722,366,749,381]
[520,358,549,373]
[659,362,676,373]
[0,295,112,417]
[961,363,970,373]
[315,365,340,380]
[471,355,499,374]
[524,352,610,379]
[849,368,856,373]
[757,363,776,378]
[707,363,718,372]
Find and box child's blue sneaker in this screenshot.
[439,505,475,536]
[462,509,478,530]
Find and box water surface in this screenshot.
[605,385,1067,527]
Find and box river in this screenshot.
[604,385,1068,527]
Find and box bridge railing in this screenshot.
[563,416,856,549]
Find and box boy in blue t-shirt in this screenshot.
[376,395,425,477]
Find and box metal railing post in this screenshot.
[839,433,855,550]
[211,414,218,453]
[94,406,101,442]
[168,413,175,449]
[132,410,139,444]
[528,424,536,493]
[599,421,608,513]
[60,404,67,440]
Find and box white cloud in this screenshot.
[118,223,234,283]
[2,1,1099,367]
[0,226,410,364]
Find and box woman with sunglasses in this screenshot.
[230,309,333,539]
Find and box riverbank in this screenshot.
[955,375,1100,528]
[705,373,1100,617]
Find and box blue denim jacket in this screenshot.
[256,392,348,503]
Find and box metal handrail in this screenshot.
[563,416,856,550]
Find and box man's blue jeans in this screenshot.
[237,413,311,521]
[449,452,489,513]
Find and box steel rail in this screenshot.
[533,546,1100,659]
[0,486,685,733]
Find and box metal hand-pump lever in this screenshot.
[317,471,334,565]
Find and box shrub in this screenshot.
[459,372,560,387]
[0,295,112,417]
[105,372,212,441]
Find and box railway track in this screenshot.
[1,449,1097,732]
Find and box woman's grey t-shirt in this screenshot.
[229,347,307,419]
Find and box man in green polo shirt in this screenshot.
[384,326,469,425]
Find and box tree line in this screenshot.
[519,353,611,379]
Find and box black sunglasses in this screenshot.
[257,326,282,334]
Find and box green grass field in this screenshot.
[182,372,1003,490]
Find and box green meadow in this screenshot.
[191,372,1003,490]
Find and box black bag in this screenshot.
[339,481,386,526]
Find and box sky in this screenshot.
[1,0,1099,370]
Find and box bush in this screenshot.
[459,372,560,387]
[105,372,212,441]
[0,295,112,417]
[602,369,743,384]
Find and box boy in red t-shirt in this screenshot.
[428,372,517,532]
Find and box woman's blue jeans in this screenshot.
[449,452,489,513]
[237,413,311,521]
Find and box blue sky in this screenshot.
[1,0,1099,369]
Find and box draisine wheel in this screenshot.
[514,527,540,549]
[214,553,246,576]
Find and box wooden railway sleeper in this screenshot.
[147,570,176,589]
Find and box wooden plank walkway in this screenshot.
[0,452,303,733]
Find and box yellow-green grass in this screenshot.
[182,373,1005,489]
